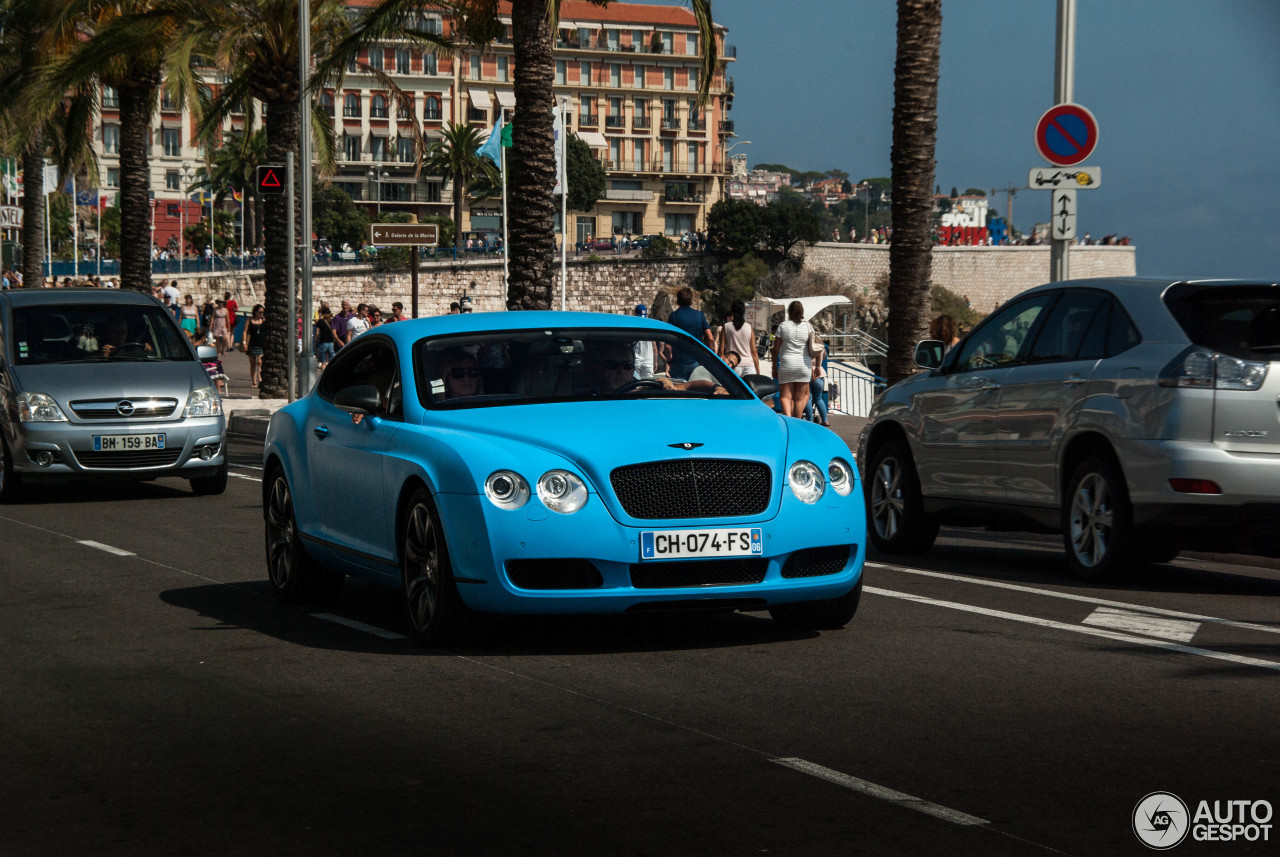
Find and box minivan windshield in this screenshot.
[10,303,193,365]
[1164,284,1280,361]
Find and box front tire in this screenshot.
[401,489,474,646]
[0,435,22,503]
[190,461,228,495]
[769,576,863,631]
[1062,456,1136,582]
[264,469,342,603]
[865,440,939,555]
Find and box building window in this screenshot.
[423,53,438,75]
[688,67,699,92]
[610,64,620,87]
[396,49,410,74]
[469,55,481,79]
[607,29,620,51]
[424,182,442,203]
[665,213,695,236]
[367,48,384,71]
[634,139,648,171]
[575,215,594,245]
[662,139,674,171]
[397,137,414,162]
[579,96,596,126]
[424,96,441,120]
[165,170,180,190]
[555,60,566,85]
[397,97,413,120]
[102,86,119,109]
[580,61,591,85]
[662,32,674,54]
[335,181,363,200]
[497,56,509,82]
[686,33,698,56]
[370,136,387,162]
[687,142,699,171]
[371,94,389,118]
[162,127,181,157]
[344,93,361,117]
[383,183,410,202]
[343,134,361,161]
[319,92,334,115]
[634,64,646,89]
[161,90,176,110]
[106,168,120,188]
[102,124,120,155]
[634,97,649,128]
[664,67,674,90]
[609,137,621,168]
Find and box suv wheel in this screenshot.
[1062,456,1136,581]
[866,441,939,555]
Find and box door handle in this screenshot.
[1063,377,1087,386]
[313,426,330,439]
[979,383,1001,392]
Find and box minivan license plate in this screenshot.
[640,528,763,560]
[93,434,165,452]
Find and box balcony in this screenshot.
[660,117,681,134]
[605,188,655,202]
[606,115,624,129]
[633,115,651,130]
[578,112,598,127]
[664,189,705,204]
[688,118,706,133]
[343,107,362,118]
[719,120,735,134]
[467,107,488,124]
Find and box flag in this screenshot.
[75,188,98,206]
[230,186,243,205]
[99,196,109,210]
[43,164,59,195]
[552,106,565,196]
[476,115,504,168]
[500,121,513,148]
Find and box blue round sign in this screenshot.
[1035,103,1099,167]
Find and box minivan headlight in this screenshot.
[182,386,223,418]
[17,392,68,422]
[537,470,588,514]
[788,460,825,504]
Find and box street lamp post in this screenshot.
[861,181,871,243]
[367,168,388,214]
[180,161,195,269]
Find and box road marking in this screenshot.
[229,472,261,482]
[772,757,989,827]
[868,561,1280,636]
[77,540,136,557]
[1083,607,1200,642]
[230,462,263,471]
[866,586,1280,673]
[310,612,406,640]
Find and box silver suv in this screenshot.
[857,277,1280,580]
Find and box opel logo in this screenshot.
[116,400,135,416]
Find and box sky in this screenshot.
[680,0,1279,280]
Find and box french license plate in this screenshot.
[640,527,763,560]
[93,433,166,452]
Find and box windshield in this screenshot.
[1164,284,1280,360]
[415,328,751,409]
[10,303,193,365]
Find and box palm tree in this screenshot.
[421,122,498,254]
[887,0,942,385]
[191,127,267,249]
[356,0,717,310]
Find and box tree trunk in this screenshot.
[452,167,464,254]
[21,140,45,288]
[261,97,301,400]
[118,73,159,293]
[887,0,942,386]
[507,0,555,310]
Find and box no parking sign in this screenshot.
[1034,103,1099,167]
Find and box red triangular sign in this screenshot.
[260,169,282,188]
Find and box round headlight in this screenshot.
[485,470,530,510]
[828,458,855,496]
[788,460,825,504]
[537,469,588,514]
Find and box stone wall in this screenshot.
[801,242,1136,313]
[166,242,1136,320]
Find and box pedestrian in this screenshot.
[929,314,961,355]
[163,280,181,317]
[448,301,461,314]
[178,294,199,340]
[345,303,371,342]
[387,301,406,323]
[332,299,354,345]
[631,304,656,380]
[240,304,266,388]
[313,308,340,370]
[367,306,383,328]
[771,300,820,419]
[223,291,239,337]
[719,300,761,377]
[664,286,714,381]
[803,344,831,426]
[210,299,230,356]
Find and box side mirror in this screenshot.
[196,344,218,361]
[742,373,779,399]
[914,339,944,370]
[334,384,381,415]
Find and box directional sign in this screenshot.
[1052,189,1077,240]
[256,164,287,196]
[1029,166,1101,190]
[1034,103,1099,167]
[369,223,439,246]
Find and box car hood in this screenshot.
[429,398,790,486]
[11,360,207,405]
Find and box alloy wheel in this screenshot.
[1069,472,1114,568]
[403,503,440,633]
[266,476,296,591]
[871,456,904,541]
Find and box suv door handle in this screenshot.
[1063,376,1087,386]
[979,383,1001,392]
[313,426,330,439]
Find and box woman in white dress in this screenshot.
[771,300,818,418]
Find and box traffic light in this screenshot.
[256,164,287,196]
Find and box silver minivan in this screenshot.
[857,277,1280,580]
[0,288,227,500]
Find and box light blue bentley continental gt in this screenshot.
[262,312,865,644]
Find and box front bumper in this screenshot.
[8,416,227,482]
[434,488,866,615]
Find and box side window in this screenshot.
[953,295,1054,371]
[318,340,402,418]
[1106,300,1142,357]
[1076,299,1111,361]
[1027,291,1107,362]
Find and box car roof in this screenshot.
[1020,276,1279,299]
[369,310,684,342]
[1,287,160,308]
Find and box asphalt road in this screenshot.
[2,434,1277,856]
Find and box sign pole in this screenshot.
[286,153,296,403]
[298,0,317,397]
[1051,0,1076,282]
[411,243,419,318]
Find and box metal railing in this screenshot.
[826,360,885,418]
[825,329,889,363]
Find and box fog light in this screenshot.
[1169,478,1222,495]
[199,445,215,461]
[35,451,53,467]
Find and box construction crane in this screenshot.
[989,184,1025,228]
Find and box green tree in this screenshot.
[99,205,121,258]
[717,252,768,313]
[312,182,369,252]
[561,132,605,213]
[422,121,499,254]
[193,128,267,249]
[887,0,942,386]
[760,199,821,263]
[182,208,236,254]
[707,198,763,257]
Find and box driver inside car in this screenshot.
[589,341,727,396]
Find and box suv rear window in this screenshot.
[1164,284,1280,360]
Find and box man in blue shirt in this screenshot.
[665,286,714,381]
